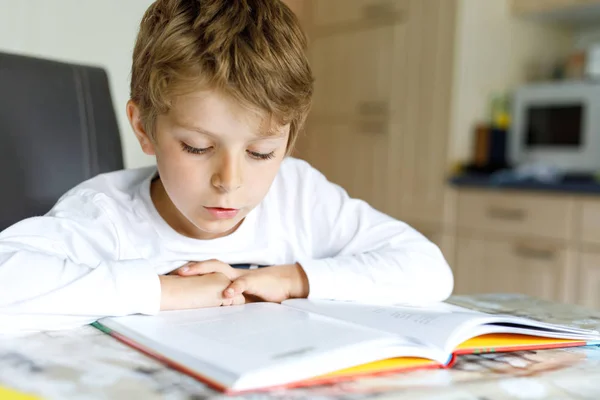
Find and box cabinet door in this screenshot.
[301,21,406,212]
[457,190,573,241]
[310,25,395,120]
[387,0,457,224]
[579,199,600,246]
[300,121,390,211]
[298,0,457,224]
[454,236,571,302]
[578,251,600,310]
[313,0,406,28]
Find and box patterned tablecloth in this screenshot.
[2,293,600,400]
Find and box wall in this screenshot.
[0,0,156,169]
[575,26,600,49]
[448,0,573,166]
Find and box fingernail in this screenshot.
[226,288,234,295]
[180,266,189,272]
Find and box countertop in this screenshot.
[2,294,600,399]
[449,173,600,195]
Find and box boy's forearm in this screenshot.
[159,275,208,311]
[287,263,310,299]
[159,275,205,311]
[159,275,179,311]
[159,273,245,310]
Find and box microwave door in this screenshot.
[525,104,583,149]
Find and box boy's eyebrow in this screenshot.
[178,123,284,138]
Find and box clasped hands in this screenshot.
[159,259,309,311]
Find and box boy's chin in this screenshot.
[192,218,243,238]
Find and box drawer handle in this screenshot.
[513,245,556,261]
[487,207,526,221]
[362,2,397,20]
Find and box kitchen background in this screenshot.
[1,0,600,308]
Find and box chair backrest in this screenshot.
[0,52,124,230]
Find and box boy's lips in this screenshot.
[203,207,239,220]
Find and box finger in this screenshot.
[175,261,198,275]
[223,278,248,298]
[231,294,246,306]
[220,293,245,307]
[177,259,240,279]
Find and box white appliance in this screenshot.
[586,44,600,80]
[510,82,600,173]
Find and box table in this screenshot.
[2,294,600,400]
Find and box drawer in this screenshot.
[580,200,600,245]
[457,190,573,240]
[455,235,571,302]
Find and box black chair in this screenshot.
[0,52,124,230]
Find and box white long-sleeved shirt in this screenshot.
[0,157,453,333]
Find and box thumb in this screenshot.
[223,277,250,298]
[220,293,246,307]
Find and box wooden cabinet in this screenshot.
[298,0,457,234]
[302,121,390,210]
[579,199,600,246]
[451,188,600,310]
[312,0,406,28]
[457,190,574,241]
[453,189,576,303]
[296,1,410,214]
[389,0,456,226]
[575,199,600,309]
[454,235,572,302]
[578,250,600,309]
[309,26,394,120]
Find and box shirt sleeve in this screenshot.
[0,190,161,334]
[292,161,454,305]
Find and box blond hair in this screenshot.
[130,0,313,153]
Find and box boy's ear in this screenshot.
[127,100,156,156]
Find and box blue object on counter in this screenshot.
[489,163,565,186]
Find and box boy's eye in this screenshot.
[181,142,211,155]
[247,150,276,160]
[181,142,274,160]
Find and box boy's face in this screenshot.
[128,90,289,240]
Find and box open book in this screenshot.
[94,299,600,393]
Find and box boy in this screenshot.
[0,0,453,333]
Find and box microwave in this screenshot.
[510,82,600,173]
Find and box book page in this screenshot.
[282,300,487,351]
[98,303,434,390]
[282,299,599,353]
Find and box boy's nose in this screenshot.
[211,155,243,192]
